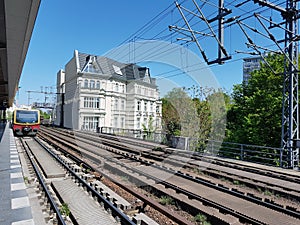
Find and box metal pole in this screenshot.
[218,0,224,61]
[282,0,299,168]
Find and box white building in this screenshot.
[54,50,162,133]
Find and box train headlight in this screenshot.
[23,127,31,132]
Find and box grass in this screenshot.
[120,176,129,181]
[60,203,70,217]
[159,196,174,205]
[263,189,273,196]
[233,180,240,185]
[23,176,29,184]
[194,213,211,224]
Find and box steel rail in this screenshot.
[39,129,263,224]
[34,137,136,225]
[20,138,67,225]
[40,128,300,219]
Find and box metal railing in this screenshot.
[97,128,288,167]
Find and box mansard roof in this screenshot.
[76,50,156,87]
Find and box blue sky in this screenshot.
[18,0,285,105]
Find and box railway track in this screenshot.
[17,136,136,225]
[18,137,67,225]
[52,127,300,203]
[38,127,300,224]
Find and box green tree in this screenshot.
[142,116,156,140]
[226,54,284,147]
[162,87,228,151]
[39,110,51,119]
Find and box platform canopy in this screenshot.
[0,0,41,108]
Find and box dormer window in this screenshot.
[83,55,99,73]
[113,65,123,75]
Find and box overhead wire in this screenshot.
[100,0,288,82]
[117,0,286,65]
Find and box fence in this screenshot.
[99,127,286,167]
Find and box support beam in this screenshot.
[253,0,299,168]
[170,0,232,65]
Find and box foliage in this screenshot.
[159,196,174,205]
[142,116,156,140]
[161,87,229,151]
[194,213,211,224]
[226,54,284,148]
[39,110,51,119]
[161,88,188,136]
[60,203,70,217]
[5,111,13,121]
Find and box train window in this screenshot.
[16,110,38,123]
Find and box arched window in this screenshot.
[96,81,100,89]
[115,83,119,92]
[90,80,95,89]
[84,79,89,88]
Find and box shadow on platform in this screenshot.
[0,122,7,142]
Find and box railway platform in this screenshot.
[0,122,34,225]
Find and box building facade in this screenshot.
[54,50,162,133]
[243,56,262,84]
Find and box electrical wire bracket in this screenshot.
[169,0,232,65]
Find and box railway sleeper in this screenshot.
[191,165,300,205]
[92,180,132,210]
[133,213,160,225]
[103,162,242,225]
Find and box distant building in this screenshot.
[243,56,263,84]
[54,50,162,133]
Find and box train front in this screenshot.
[13,109,40,136]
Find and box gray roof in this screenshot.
[76,51,156,86]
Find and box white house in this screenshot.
[54,50,162,134]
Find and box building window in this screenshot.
[96,98,100,108]
[150,102,153,112]
[96,81,100,89]
[156,105,160,113]
[83,97,100,109]
[115,83,119,92]
[137,117,140,129]
[121,100,125,111]
[84,97,88,108]
[83,116,99,131]
[84,79,89,88]
[120,117,125,128]
[90,80,95,89]
[137,101,141,111]
[114,99,119,110]
[114,117,118,128]
[144,101,147,112]
[121,85,125,93]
